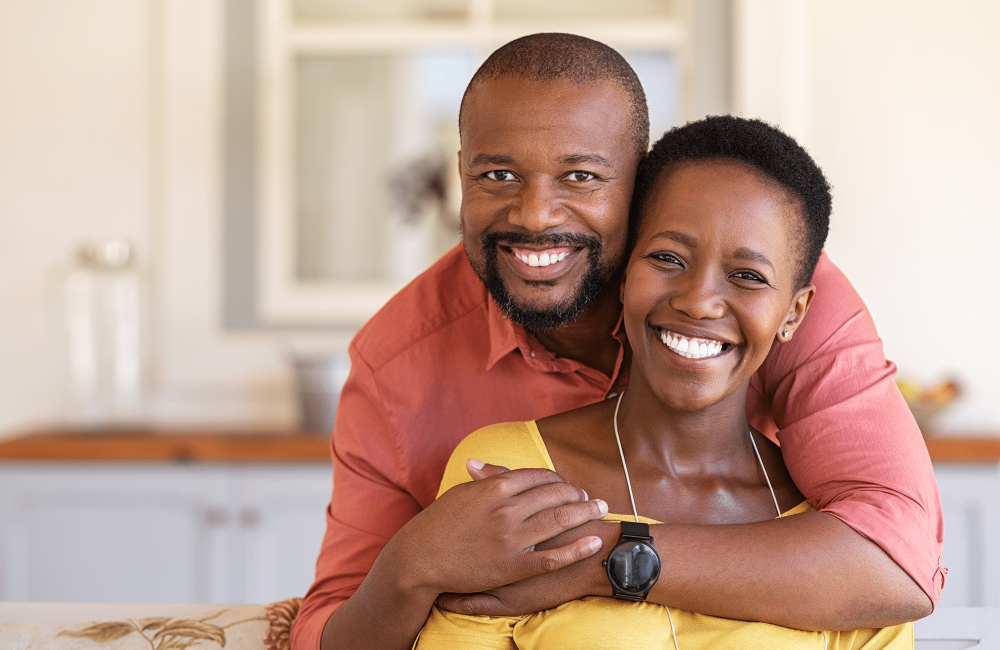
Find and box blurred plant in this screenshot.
[387,153,459,231]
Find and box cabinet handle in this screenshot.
[240,508,261,528]
[204,507,229,527]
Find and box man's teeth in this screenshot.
[516,251,569,267]
[659,330,725,359]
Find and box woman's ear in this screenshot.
[776,284,816,343]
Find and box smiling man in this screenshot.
[291,34,943,650]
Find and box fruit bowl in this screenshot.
[896,378,960,435]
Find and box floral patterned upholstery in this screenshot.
[0,599,302,650]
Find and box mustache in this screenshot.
[483,231,602,251]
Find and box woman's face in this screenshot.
[622,159,814,413]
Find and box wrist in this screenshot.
[373,534,441,606]
[588,521,622,597]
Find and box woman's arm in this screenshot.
[316,423,609,650]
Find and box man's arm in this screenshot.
[753,253,944,607]
[291,348,608,650]
[440,482,930,631]
[439,253,942,628]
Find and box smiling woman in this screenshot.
[416,116,912,649]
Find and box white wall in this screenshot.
[1,0,997,435]
[0,0,296,435]
[734,0,1000,432]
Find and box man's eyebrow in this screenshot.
[733,246,774,271]
[470,153,516,166]
[561,153,613,167]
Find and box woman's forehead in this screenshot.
[637,161,802,266]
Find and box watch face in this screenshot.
[607,541,661,593]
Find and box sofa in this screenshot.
[0,599,299,650]
[1,600,997,649]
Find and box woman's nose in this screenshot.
[507,181,567,232]
[669,272,725,320]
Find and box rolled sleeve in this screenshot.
[750,253,945,605]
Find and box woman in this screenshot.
[414,116,913,649]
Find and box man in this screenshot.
[291,34,942,650]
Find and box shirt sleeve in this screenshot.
[748,252,945,606]
[291,343,420,650]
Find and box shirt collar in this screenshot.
[486,292,628,383]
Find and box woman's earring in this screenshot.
[781,330,789,339]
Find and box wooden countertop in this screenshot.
[923,436,1000,463]
[0,429,331,463]
[0,430,996,464]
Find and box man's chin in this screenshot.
[486,277,596,330]
[494,298,584,331]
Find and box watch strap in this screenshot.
[620,520,651,540]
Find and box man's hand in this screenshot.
[384,459,608,599]
[435,518,616,616]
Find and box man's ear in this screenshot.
[777,284,815,343]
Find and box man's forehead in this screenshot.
[464,75,626,112]
[460,76,633,154]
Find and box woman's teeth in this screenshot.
[516,251,569,267]
[659,330,725,359]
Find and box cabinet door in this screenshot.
[933,463,1000,607]
[0,464,232,603]
[233,465,332,603]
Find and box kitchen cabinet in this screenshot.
[933,462,1000,608]
[0,432,331,604]
[2,431,999,607]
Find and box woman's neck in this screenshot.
[614,377,755,478]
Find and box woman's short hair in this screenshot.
[630,115,831,289]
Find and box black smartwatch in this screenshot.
[602,521,661,601]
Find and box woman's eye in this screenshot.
[648,252,682,265]
[566,171,596,182]
[484,170,515,181]
[731,270,766,283]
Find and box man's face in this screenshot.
[459,77,639,330]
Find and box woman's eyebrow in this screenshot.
[653,231,698,247]
[733,247,774,271]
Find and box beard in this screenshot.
[472,231,620,331]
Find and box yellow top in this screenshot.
[415,421,913,650]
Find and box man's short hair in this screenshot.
[630,115,832,289]
[459,33,650,156]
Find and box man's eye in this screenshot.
[484,170,515,181]
[566,171,596,182]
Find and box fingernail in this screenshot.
[581,489,589,501]
[468,458,485,470]
[596,499,608,516]
[588,537,603,552]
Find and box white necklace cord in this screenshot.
[611,392,640,523]
[612,393,680,650]
[748,429,783,518]
[612,392,819,649]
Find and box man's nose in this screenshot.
[507,181,568,232]
[669,270,726,320]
